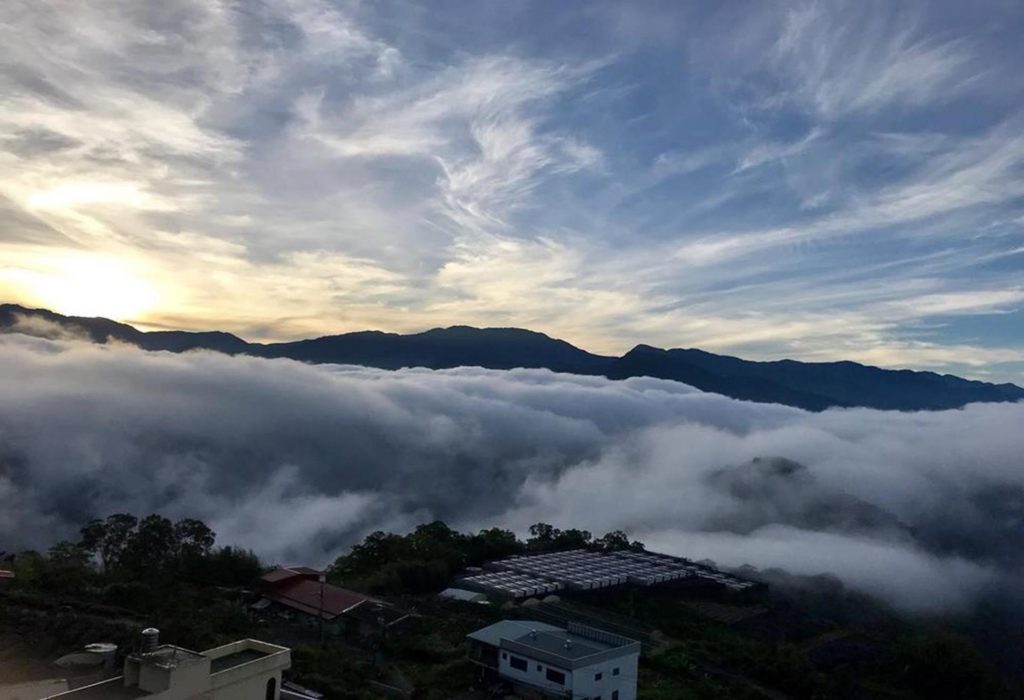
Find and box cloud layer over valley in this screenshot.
[1,335,1022,614]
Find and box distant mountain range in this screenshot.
[2,303,1021,412]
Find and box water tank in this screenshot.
[84,642,118,669]
[140,628,160,653]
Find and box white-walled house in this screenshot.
[467,620,641,700]
[40,633,291,700]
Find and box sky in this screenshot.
[1,0,1023,381]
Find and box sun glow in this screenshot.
[6,253,160,320]
[26,182,156,211]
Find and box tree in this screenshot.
[10,550,46,588]
[79,513,138,574]
[527,523,561,550]
[527,524,594,552]
[175,519,215,558]
[121,514,177,579]
[465,528,523,565]
[45,541,93,590]
[205,546,262,587]
[554,528,592,550]
[335,531,409,577]
[592,530,645,552]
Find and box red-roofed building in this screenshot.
[256,567,410,639]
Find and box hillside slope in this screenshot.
[2,303,1021,412]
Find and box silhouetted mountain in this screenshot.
[654,346,1024,411]
[2,303,1021,412]
[606,345,839,411]
[0,304,249,354]
[256,325,612,373]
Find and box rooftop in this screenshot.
[208,647,267,674]
[47,677,149,699]
[521,631,606,661]
[261,566,322,584]
[467,620,640,669]
[264,577,373,619]
[467,620,562,647]
[129,644,206,668]
[465,548,761,597]
[37,639,290,699]
[439,587,488,601]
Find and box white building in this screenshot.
[41,634,292,700]
[467,620,640,700]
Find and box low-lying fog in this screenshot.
[2,333,1022,614]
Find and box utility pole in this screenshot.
[318,568,326,649]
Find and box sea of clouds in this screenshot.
[1,333,1022,614]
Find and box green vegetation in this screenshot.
[2,516,1018,700]
[329,521,642,594]
[2,513,262,652]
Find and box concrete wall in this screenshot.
[498,649,639,700]
[138,657,210,700]
[0,678,69,700]
[210,671,282,700]
[499,650,574,696]
[567,651,639,700]
[206,640,290,700]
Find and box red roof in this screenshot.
[265,578,374,620]
[261,566,323,584]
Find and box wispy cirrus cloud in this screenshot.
[0,0,1021,381]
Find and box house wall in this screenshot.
[497,648,640,700]
[142,660,211,700]
[210,670,283,700]
[568,651,640,700]
[498,650,573,696]
[206,640,290,700]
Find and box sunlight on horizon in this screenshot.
[3,251,160,320]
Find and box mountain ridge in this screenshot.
[2,303,1021,412]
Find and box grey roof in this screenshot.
[439,587,487,601]
[467,620,641,670]
[523,631,605,661]
[466,620,562,647]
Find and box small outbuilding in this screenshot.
[438,587,489,604]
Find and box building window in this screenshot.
[545,668,566,685]
[501,652,507,659]
[612,691,619,700]
[537,664,542,671]
[265,677,277,700]
[509,656,528,672]
[595,672,603,681]
[612,667,620,676]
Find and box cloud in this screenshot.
[698,1,983,121]
[0,334,1021,615]
[1,0,1023,385]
